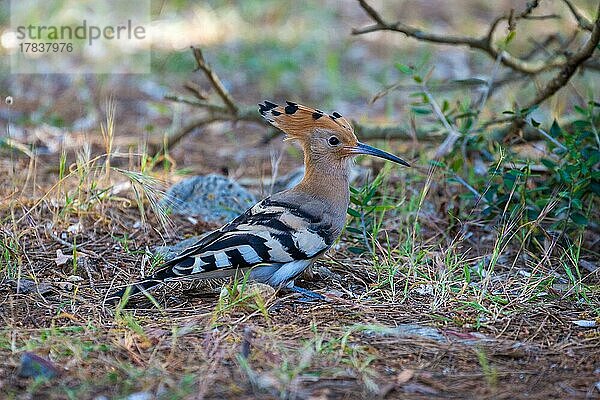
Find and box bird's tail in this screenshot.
[105,279,162,304]
[105,263,179,305]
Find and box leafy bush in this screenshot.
[481,101,599,231]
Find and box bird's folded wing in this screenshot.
[161,197,333,278]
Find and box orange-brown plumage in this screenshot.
[260,100,355,140]
[259,100,361,205]
[259,100,409,222]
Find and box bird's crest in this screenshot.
[259,100,354,140]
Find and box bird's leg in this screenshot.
[287,285,326,301]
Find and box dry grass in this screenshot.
[0,144,598,399]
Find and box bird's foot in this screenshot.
[288,285,326,302]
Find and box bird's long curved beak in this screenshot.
[347,142,410,167]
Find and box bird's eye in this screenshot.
[328,136,341,146]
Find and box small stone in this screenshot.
[12,279,52,295]
[414,284,434,296]
[365,323,447,342]
[126,391,153,400]
[161,174,256,224]
[67,222,83,234]
[18,352,60,379]
[572,320,597,328]
[580,260,598,273]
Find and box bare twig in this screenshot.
[159,107,265,151]
[452,174,486,202]
[476,52,503,117]
[161,116,221,152]
[167,48,450,146]
[191,46,238,114]
[422,85,462,158]
[355,0,600,146]
[183,81,209,100]
[502,5,600,135]
[372,73,529,105]
[49,231,99,258]
[562,0,594,31]
[524,3,600,109]
[165,95,230,113]
[524,35,561,60]
[156,47,252,152]
[372,78,489,104]
[526,122,567,150]
[353,0,571,75]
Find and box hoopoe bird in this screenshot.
[109,101,409,302]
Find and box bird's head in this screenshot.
[259,101,410,168]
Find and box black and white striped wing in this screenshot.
[160,197,333,279]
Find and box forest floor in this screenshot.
[1,116,598,399]
[0,198,598,399]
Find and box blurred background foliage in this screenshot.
[0,0,598,237]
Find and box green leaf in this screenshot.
[504,30,516,46]
[549,120,561,137]
[559,170,572,183]
[573,120,591,130]
[411,107,431,115]
[570,212,588,226]
[347,208,362,218]
[541,158,556,170]
[429,160,446,168]
[348,246,367,255]
[395,62,413,74]
[555,205,570,216]
[349,197,362,206]
[442,100,449,113]
[574,105,587,115]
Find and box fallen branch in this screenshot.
[164,47,450,148]
[161,29,597,152]
[158,107,265,151]
[156,47,259,152]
